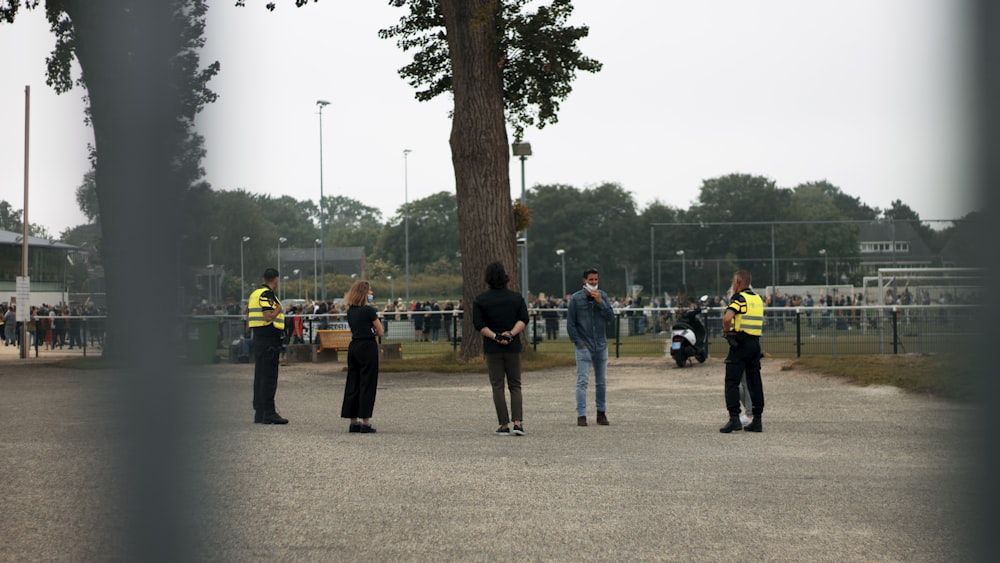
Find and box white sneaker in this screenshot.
[739,414,753,426]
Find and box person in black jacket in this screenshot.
[472,262,530,436]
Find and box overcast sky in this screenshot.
[0,0,979,237]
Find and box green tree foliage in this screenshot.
[883,199,941,251]
[376,191,459,273]
[323,195,383,255]
[75,168,99,224]
[381,0,602,140]
[526,182,641,297]
[0,200,50,238]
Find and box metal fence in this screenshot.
[2,305,976,361]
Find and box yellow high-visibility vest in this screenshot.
[729,289,763,336]
[247,285,284,331]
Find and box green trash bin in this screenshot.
[186,318,220,363]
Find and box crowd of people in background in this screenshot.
[183,283,983,352]
[0,301,107,350]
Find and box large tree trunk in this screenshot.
[440,0,519,360]
[59,1,194,558]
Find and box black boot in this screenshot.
[262,411,288,425]
[744,414,762,432]
[254,410,264,424]
[719,415,743,433]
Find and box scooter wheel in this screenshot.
[674,357,687,368]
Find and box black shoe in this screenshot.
[596,411,609,425]
[262,412,289,425]
[254,411,264,424]
[744,415,762,432]
[512,424,525,436]
[719,416,743,433]
[349,422,362,433]
[495,426,512,435]
[577,416,588,427]
[360,424,376,433]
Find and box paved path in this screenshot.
[0,356,976,561]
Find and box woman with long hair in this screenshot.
[341,280,385,433]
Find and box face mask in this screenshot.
[584,283,598,292]
[367,294,374,304]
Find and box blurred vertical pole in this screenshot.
[20,85,30,359]
[972,0,998,559]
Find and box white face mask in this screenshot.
[367,294,374,304]
[584,283,598,292]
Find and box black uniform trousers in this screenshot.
[252,334,282,414]
[341,338,379,419]
[724,335,764,416]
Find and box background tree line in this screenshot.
[10,169,977,304]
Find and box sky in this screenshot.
[0,0,980,238]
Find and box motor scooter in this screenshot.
[669,296,709,367]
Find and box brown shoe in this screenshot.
[577,416,588,426]
[596,411,609,425]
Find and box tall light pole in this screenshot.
[313,238,321,302]
[677,249,686,290]
[387,275,394,303]
[240,236,250,298]
[317,99,330,302]
[278,237,287,301]
[555,249,566,299]
[208,235,218,304]
[819,248,828,294]
[293,269,301,299]
[403,148,412,304]
[512,141,532,302]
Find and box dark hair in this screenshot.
[484,262,510,289]
[582,267,599,279]
[263,268,279,282]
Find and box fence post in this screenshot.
[892,307,899,354]
[532,313,540,352]
[605,313,622,358]
[795,309,802,358]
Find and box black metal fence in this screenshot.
[3,305,975,361]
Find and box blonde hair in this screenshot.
[345,280,372,306]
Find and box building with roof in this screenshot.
[0,229,80,307]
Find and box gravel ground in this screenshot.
[0,354,979,562]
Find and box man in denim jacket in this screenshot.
[566,268,616,426]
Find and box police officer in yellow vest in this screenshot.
[720,269,765,433]
[248,268,288,424]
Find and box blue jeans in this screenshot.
[575,346,608,417]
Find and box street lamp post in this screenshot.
[278,237,287,300]
[403,148,412,304]
[555,249,566,299]
[317,99,330,302]
[677,250,686,290]
[819,249,828,294]
[387,275,394,303]
[240,236,250,298]
[208,235,218,304]
[313,238,321,302]
[293,269,301,299]
[512,141,532,302]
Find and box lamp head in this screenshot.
[511,142,532,157]
[316,99,330,107]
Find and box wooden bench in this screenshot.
[315,329,352,362]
